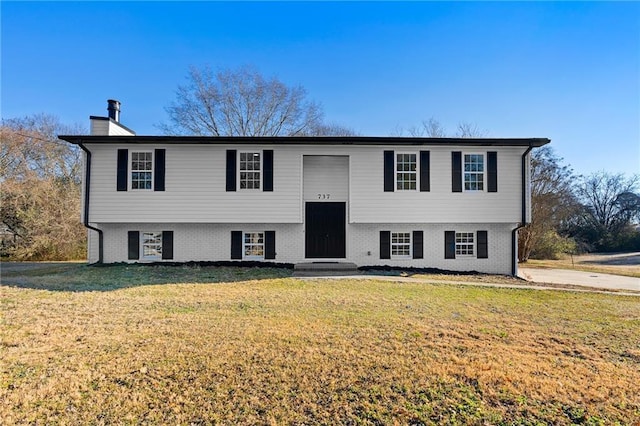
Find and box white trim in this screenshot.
[462,152,485,192]
[238,151,262,191]
[394,152,418,191]
[390,231,412,259]
[130,150,154,191]
[242,231,265,260]
[455,231,475,257]
[140,231,162,260]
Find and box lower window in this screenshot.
[244,232,264,259]
[142,232,162,260]
[391,232,411,258]
[455,232,474,256]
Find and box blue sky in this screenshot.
[2,1,639,176]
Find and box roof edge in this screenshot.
[58,135,551,147]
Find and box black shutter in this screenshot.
[231,231,242,259]
[380,231,391,259]
[413,230,423,259]
[265,231,276,259]
[226,150,237,192]
[162,231,173,260]
[263,150,273,192]
[419,151,430,192]
[154,149,166,191]
[445,231,456,259]
[383,151,394,192]
[117,149,128,191]
[477,230,488,259]
[487,151,497,193]
[128,231,139,260]
[452,152,462,192]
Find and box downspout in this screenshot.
[512,142,534,276]
[78,142,104,263]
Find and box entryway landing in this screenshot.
[293,262,359,277]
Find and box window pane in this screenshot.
[239,152,261,190]
[396,154,417,191]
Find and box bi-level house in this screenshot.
[59,100,549,275]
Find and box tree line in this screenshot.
[519,148,639,261]
[2,65,638,260]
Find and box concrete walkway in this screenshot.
[296,273,640,296]
[518,267,640,292]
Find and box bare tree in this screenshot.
[518,147,580,261]
[406,118,447,137]
[396,118,485,138]
[1,115,86,260]
[306,123,359,137]
[1,114,82,183]
[577,171,639,235]
[455,121,487,138]
[159,65,354,136]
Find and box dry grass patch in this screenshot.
[1,265,639,424]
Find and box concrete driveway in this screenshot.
[519,267,640,292]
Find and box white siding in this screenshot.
[99,222,515,275]
[88,145,303,223]
[347,223,516,275]
[106,121,135,136]
[90,118,135,136]
[101,223,303,264]
[303,155,349,201]
[87,229,99,263]
[87,144,528,225]
[90,119,109,136]
[350,146,528,223]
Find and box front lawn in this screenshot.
[1,265,639,424]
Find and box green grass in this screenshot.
[2,265,639,424]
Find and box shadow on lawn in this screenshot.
[1,262,294,292]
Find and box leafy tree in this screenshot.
[1,115,86,260]
[159,65,354,136]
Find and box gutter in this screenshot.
[77,143,103,263]
[512,142,534,276]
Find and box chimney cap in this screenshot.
[107,99,121,121]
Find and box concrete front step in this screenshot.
[292,262,361,276]
[294,262,358,272]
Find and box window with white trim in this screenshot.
[131,151,153,190]
[244,232,264,259]
[396,153,417,190]
[239,152,261,189]
[455,232,474,256]
[464,154,484,191]
[141,232,162,259]
[391,232,411,258]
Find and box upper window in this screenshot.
[239,152,261,190]
[464,154,484,191]
[391,232,411,258]
[141,231,162,260]
[396,153,417,190]
[244,232,264,259]
[455,232,474,256]
[131,152,153,190]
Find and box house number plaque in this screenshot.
[317,193,331,200]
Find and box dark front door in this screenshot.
[305,202,346,258]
